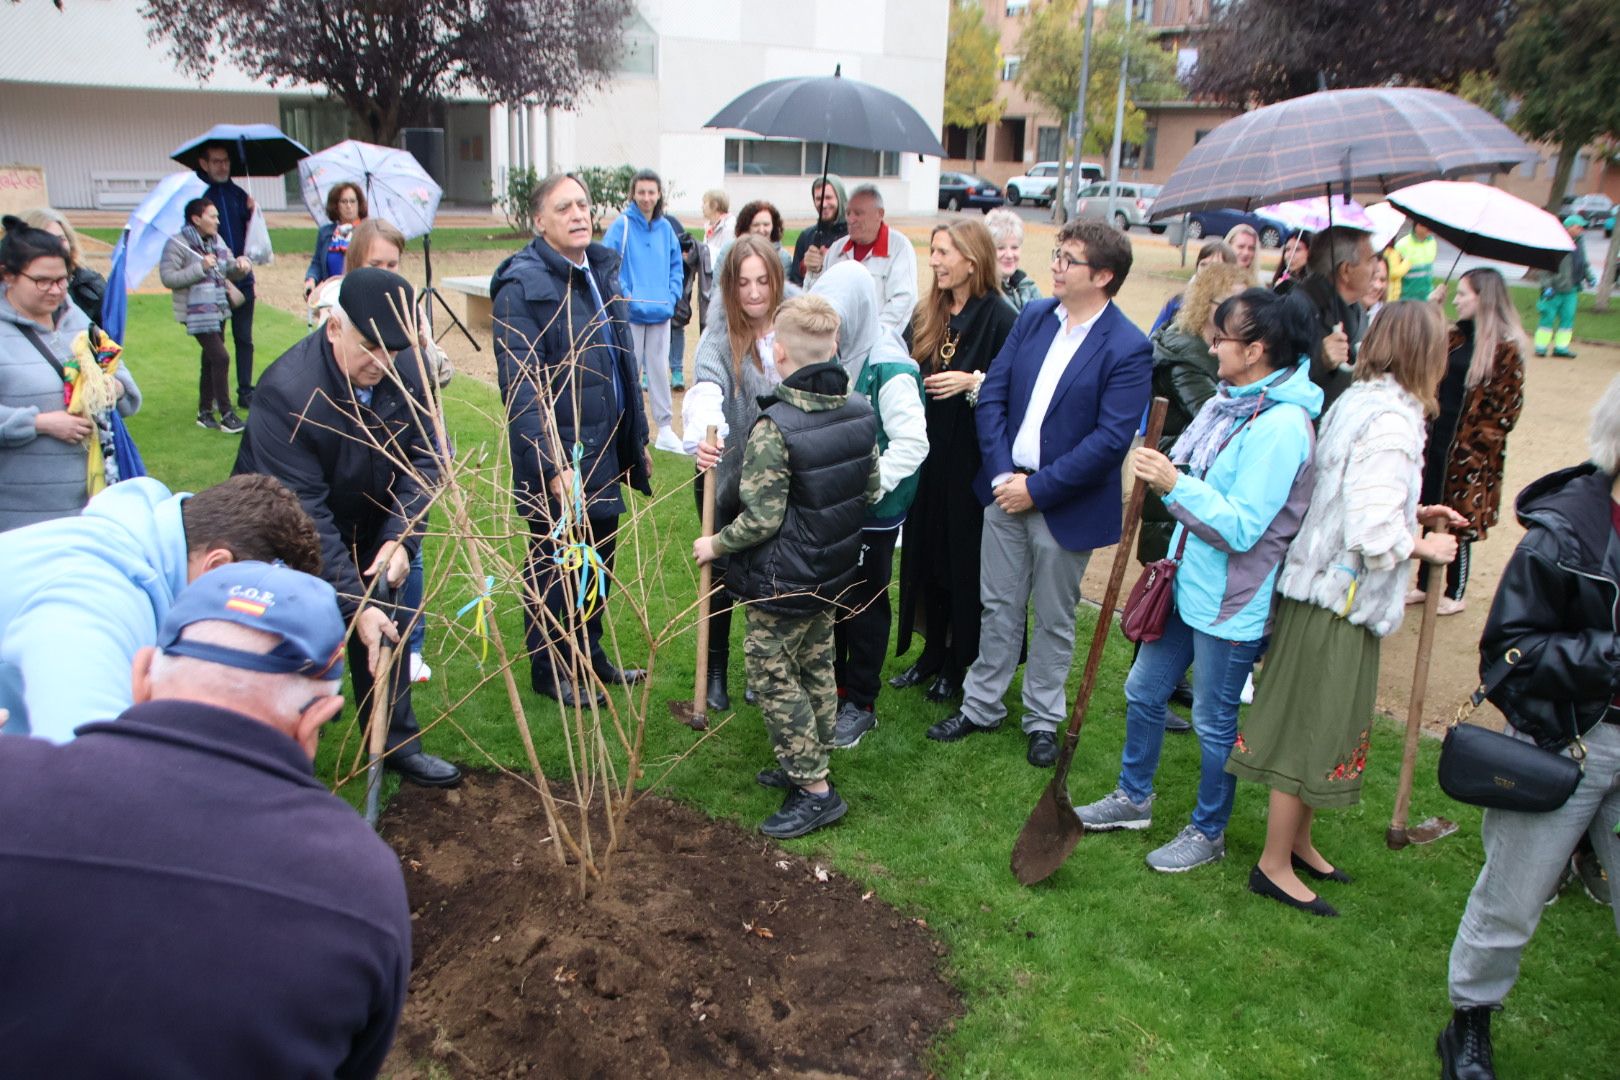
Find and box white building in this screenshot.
[0,0,946,218]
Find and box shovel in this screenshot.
[1012,398,1167,886]
[671,425,721,732]
[363,580,399,828]
[1387,522,1458,849]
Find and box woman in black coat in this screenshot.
[893,221,1017,702]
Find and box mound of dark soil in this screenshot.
[381,773,959,1079]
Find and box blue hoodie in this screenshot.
[1160,359,1322,642]
[602,206,683,325]
[0,478,191,743]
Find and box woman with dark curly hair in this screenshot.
[728,199,791,275]
[302,181,368,302]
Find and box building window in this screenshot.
[617,11,657,76]
[1036,125,1062,162]
[724,138,899,178]
[1517,159,1538,180]
[1141,126,1157,171]
[1193,128,1212,144]
[1001,55,1022,82]
[1573,153,1589,181]
[1007,0,1031,13]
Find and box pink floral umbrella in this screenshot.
[1256,195,1376,235]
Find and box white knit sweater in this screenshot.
[1275,375,1427,638]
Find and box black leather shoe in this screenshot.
[531,672,605,707]
[1170,678,1195,709]
[888,661,936,690]
[386,752,463,788]
[1437,1006,1497,1080]
[1247,865,1338,917]
[595,666,647,686]
[706,669,730,711]
[924,675,961,702]
[927,711,997,742]
[1026,730,1059,767]
[1165,712,1193,733]
[236,387,253,410]
[1292,852,1354,884]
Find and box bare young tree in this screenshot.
[142,0,633,145]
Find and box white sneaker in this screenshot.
[654,426,686,454]
[409,653,432,683]
[1240,671,1255,705]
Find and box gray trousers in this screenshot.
[961,503,1091,734]
[629,320,673,428]
[1448,720,1620,1006]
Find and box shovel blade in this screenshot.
[668,700,708,732]
[1406,815,1458,845]
[1011,778,1083,886]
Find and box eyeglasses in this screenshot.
[1209,333,1251,348]
[16,271,70,291]
[1050,249,1092,272]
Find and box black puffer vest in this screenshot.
[728,366,877,614]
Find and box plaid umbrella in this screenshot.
[1151,88,1537,220]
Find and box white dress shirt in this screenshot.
[1005,301,1108,475]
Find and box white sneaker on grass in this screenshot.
[654,426,686,454]
[409,653,432,683]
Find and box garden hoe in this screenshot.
[364,580,398,829]
[670,426,721,732]
[1013,399,1166,886]
[1387,523,1457,849]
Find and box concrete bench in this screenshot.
[440,275,492,331]
[91,172,171,210]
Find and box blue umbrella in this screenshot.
[101,235,129,343]
[118,171,207,293]
[170,123,311,177]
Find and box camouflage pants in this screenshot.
[744,607,837,785]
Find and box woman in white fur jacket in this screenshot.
[1227,301,1467,917]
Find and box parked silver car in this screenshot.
[1073,182,1165,232]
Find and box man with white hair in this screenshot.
[806,183,919,333]
[0,561,411,1079]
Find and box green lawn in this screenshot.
[1510,285,1620,346]
[122,296,1617,1078]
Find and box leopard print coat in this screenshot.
[1440,330,1525,542]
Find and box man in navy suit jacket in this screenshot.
[927,221,1151,767]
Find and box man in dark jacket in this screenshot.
[491,173,653,707]
[1281,225,1374,416]
[234,268,461,787]
[0,561,411,1079]
[789,173,848,286]
[194,143,258,409]
[1439,453,1620,1080]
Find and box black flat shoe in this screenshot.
[926,711,997,742]
[385,752,463,788]
[1026,730,1059,767]
[595,666,647,686]
[1248,865,1338,917]
[1291,852,1353,884]
[706,669,730,711]
[888,662,937,690]
[531,672,606,708]
[1165,712,1192,733]
[924,674,961,702]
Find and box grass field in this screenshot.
[121,295,1618,1079]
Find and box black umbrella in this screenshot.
[704,65,946,181]
[170,123,312,177]
[1151,88,1537,221]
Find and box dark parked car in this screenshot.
[1179,208,1294,248]
[939,172,1005,213]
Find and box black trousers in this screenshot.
[194,330,231,413]
[523,509,620,685]
[229,276,255,397]
[1416,539,1471,601]
[346,550,423,758]
[833,525,899,710]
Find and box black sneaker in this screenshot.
[831,701,877,749]
[760,784,847,839]
[196,411,222,431]
[755,766,791,789]
[217,411,246,434]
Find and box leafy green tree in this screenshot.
[1497,0,1620,214]
[944,0,1004,169]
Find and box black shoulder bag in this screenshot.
[1436,646,1584,813]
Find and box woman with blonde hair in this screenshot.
[892,220,1017,702]
[1224,223,1260,285]
[984,208,1041,311]
[1150,239,1236,333]
[683,234,790,708]
[1229,301,1467,916]
[1410,267,1528,615]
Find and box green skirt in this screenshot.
[1226,596,1381,808]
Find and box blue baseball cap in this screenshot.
[159,561,346,679]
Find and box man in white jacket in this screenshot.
[806,185,918,334]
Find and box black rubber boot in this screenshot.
[1437,1005,1497,1080]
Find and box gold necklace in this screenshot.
[939,327,960,363]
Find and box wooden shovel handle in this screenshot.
[691,425,720,707]
[1391,521,1449,836]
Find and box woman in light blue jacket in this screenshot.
[603,168,684,453]
[1074,288,1322,874]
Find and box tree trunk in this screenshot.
[1051,115,1072,225]
[1546,139,1581,213]
[1597,222,1619,313]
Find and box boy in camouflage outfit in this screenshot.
[694,295,879,839]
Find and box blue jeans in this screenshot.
[1117,606,1262,838]
[404,551,425,654]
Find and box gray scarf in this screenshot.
[179,223,229,335]
[1169,368,1287,475]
